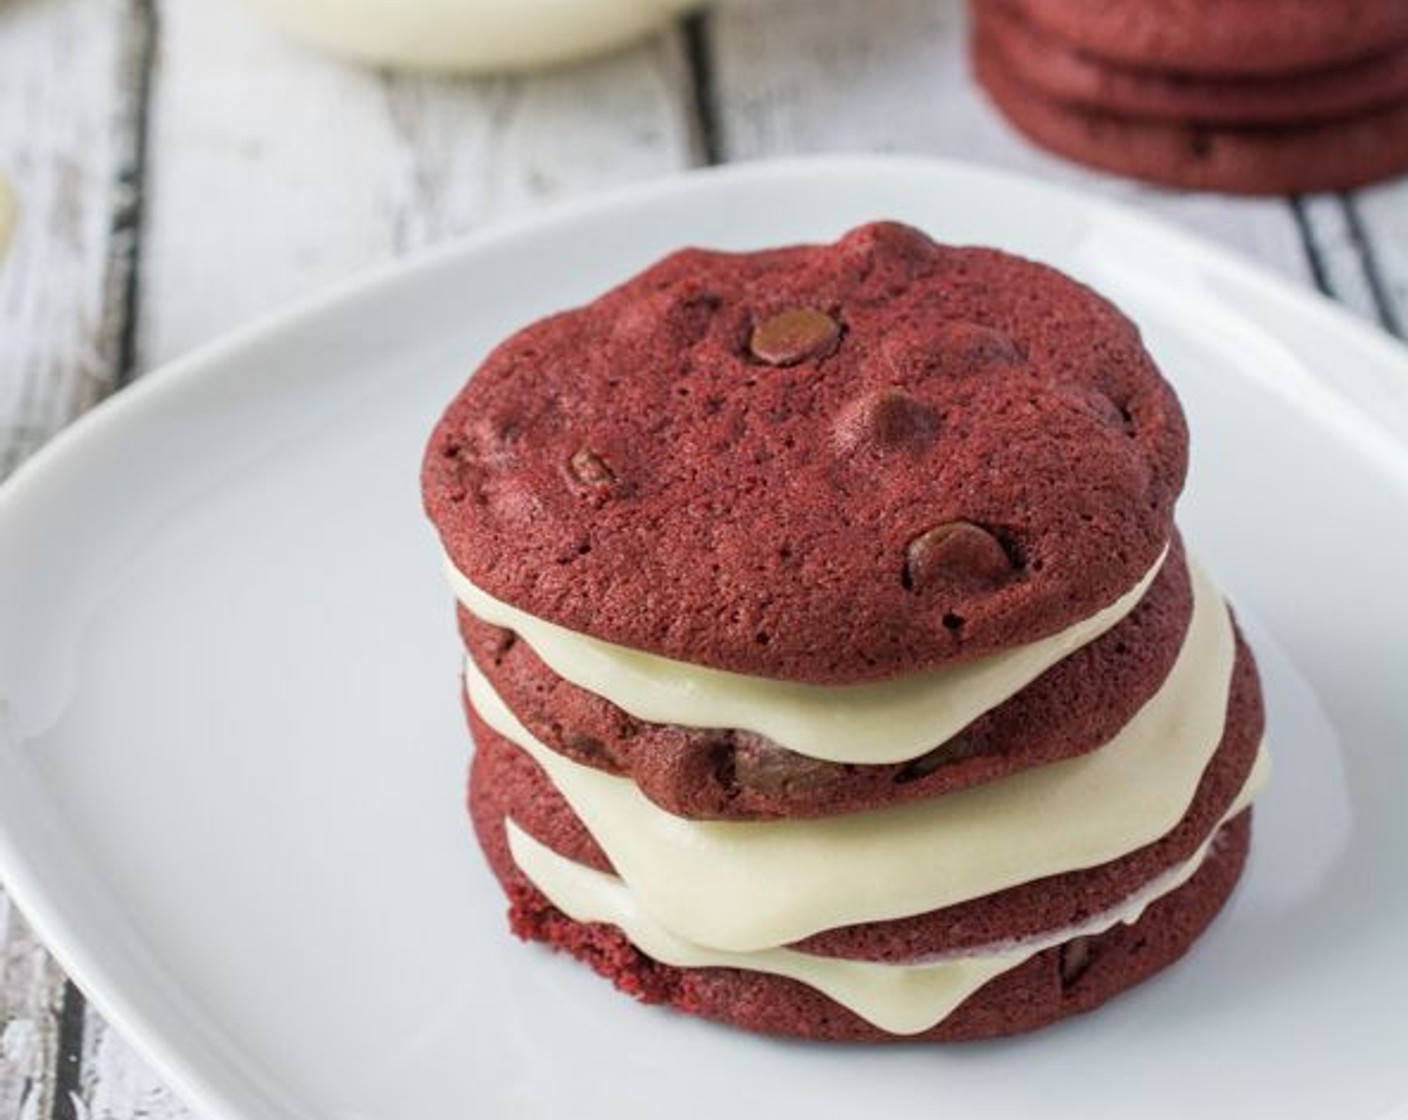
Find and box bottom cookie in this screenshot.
[472,777,1253,1043]
[975,41,1408,195]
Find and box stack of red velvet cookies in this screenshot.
[422,222,1270,1042]
[972,0,1408,194]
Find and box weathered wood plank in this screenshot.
[0,896,67,1120]
[707,0,1313,280]
[0,1,142,1114]
[1291,195,1386,322]
[1349,182,1408,337]
[139,0,697,367]
[0,0,134,476]
[78,1017,193,1120]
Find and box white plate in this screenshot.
[2,156,1406,1120]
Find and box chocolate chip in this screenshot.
[836,223,937,297]
[834,389,938,453]
[846,221,937,263]
[936,321,1022,367]
[612,288,720,348]
[732,739,838,797]
[569,447,615,487]
[1062,384,1125,428]
[749,308,841,366]
[904,521,1018,593]
[461,414,521,463]
[1060,937,1094,989]
[892,737,984,784]
[448,416,521,500]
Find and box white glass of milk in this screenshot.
[241,0,707,72]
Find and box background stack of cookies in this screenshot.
[423,222,1271,1043]
[971,0,1408,194]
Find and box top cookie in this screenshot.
[1005,0,1408,76]
[423,222,1187,684]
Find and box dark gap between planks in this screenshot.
[1342,194,1405,339]
[105,0,159,393]
[48,982,85,1120]
[1291,194,1405,339]
[1290,195,1335,299]
[682,10,723,167]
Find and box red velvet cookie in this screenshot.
[978,2,1408,126]
[460,538,1194,821]
[472,747,1253,1042]
[1004,0,1408,77]
[465,626,1263,961]
[976,43,1408,195]
[424,222,1187,684]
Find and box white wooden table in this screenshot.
[1,0,1405,1115]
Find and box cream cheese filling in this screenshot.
[507,749,1267,1036]
[446,546,1167,765]
[465,556,1237,953]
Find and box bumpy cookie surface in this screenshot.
[424,223,1187,683]
[1003,0,1408,76]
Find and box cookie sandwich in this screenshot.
[422,221,1269,1041]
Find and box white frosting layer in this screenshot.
[465,557,1238,952]
[447,547,1167,764]
[507,750,1267,1035]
